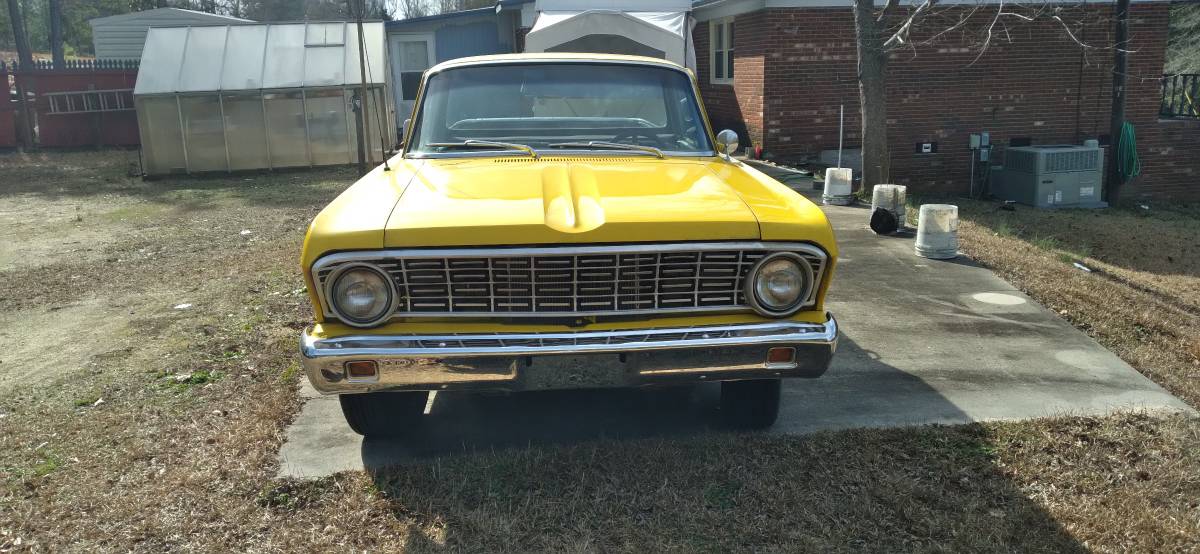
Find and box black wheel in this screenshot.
[338,391,428,438]
[720,379,781,429]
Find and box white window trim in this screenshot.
[709,17,735,85]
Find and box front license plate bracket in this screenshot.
[520,354,630,389]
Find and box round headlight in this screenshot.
[747,253,813,317]
[328,264,395,327]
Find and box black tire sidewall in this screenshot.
[720,379,782,430]
[339,391,428,438]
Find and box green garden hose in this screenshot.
[1117,121,1141,181]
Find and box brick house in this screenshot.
[690,0,1198,200]
[410,0,1199,200]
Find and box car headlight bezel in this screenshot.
[745,252,814,318]
[324,263,398,328]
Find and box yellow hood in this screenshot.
[383,157,763,247]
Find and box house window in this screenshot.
[710,18,734,85]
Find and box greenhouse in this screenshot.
[134,21,391,175]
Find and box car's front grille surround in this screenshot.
[313,243,827,322]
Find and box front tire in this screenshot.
[720,379,781,429]
[338,391,428,438]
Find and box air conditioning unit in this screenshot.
[991,144,1106,208]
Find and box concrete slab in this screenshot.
[278,194,1192,479]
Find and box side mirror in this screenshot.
[400,118,412,147]
[715,129,739,156]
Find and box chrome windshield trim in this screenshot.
[426,57,694,78]
[302,317,838,358]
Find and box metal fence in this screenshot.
[1161,74,1199,120]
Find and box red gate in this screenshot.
[5,59,140,148]
[0,62,16,148]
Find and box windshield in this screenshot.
[407,63,713,156]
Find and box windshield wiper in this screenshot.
[548,141,664,159]
[427,139,538,158]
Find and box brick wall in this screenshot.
[698,3,1198,201]
[760,8,861,163]
[695,11,768,147]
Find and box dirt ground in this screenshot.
[0,151,1197,552]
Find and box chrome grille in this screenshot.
[314,243,827,320]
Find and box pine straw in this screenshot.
[2,153,1198,551]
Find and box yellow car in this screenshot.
[299,53,838,436]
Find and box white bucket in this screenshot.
[823,168,853,205]
[871,184,907,230]
[915,204,959,259]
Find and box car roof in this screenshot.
[427,53,688,74]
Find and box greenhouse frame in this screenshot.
[134,21,392,175]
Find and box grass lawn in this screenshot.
[0,151,1197,551]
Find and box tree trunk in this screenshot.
[6,0,34,68]
[1105,0,1130,205]
[6,0,35,148]
[49,0,65,69]
[853,0,891,192]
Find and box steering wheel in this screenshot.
[611,130,664,148]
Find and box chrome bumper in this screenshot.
[301,315,838,394]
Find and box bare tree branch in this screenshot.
[908,4,983,50]
[877,0,900,24]
[968,0,1006,66]
[882,0,936,49]
[1051,14,1134,52]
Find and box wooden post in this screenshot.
[355,8,373,173]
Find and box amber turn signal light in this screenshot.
[344,360,378,379]
[766,347,796,365]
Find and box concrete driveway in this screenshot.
[278,188,1191,479]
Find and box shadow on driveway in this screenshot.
[356,339,1085,551]
[357,336,963,465]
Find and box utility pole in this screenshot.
[352,0,372,176]
[1105,0,1130,204]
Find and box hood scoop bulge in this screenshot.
[383,158,762,247]
[541,165,606,233]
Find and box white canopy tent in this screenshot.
[524,0,696,69]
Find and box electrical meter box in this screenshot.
[991,144,1107,208]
